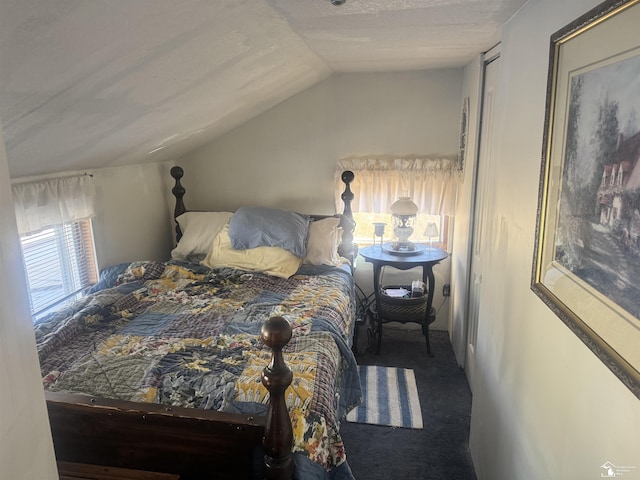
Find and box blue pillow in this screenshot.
[228,206,310,258]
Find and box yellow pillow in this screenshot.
[203,225,302,279]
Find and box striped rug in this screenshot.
[346,365,423,429]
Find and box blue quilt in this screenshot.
[35,260,362,479]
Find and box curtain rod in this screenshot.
[11,172,93,186]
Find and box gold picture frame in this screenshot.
[458,96,469,172]
[532,0,640,399]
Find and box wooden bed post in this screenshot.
[261,317,294,480]
[338,170,356,262]
[170,166,186,242]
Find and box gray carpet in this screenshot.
[341,326,476,480]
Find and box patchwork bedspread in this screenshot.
[35,260,362,479]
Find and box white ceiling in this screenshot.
[0,0,526,178]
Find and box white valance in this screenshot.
[12,175,96,234]
[335,156,459,216]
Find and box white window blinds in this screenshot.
[21,221,97,319]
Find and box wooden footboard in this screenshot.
[47,393,264,479]
[47,318,294,480]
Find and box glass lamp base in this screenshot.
[382,242,425,256]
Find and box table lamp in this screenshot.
[390,196,418,251]
[373,222,386,249]
[424,222,439,248]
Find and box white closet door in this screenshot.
[465,47,500,393]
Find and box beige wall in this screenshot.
[91,161,176,269]
[449,55,483,362]
[0,128,58,478]
[179,70,463,329]
[464,0,640,478]
[178,70,462,211]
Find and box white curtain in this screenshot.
[12,175,96,235]
[335,156,459,215]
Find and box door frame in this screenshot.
[462,44,501,391]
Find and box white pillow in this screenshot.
[171,211,233,261]
[303,217,342,266]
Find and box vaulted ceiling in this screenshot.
[0,0,526,178]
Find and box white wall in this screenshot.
[450,56,483,363]
[91,161,176,269]
[179,70,463,329]
[178,70,462,211]
[465,1,640,479]
[0,127,58,478]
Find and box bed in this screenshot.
[37,168,360,480]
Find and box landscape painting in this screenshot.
[532,0,640,400]
[556,53,640,321]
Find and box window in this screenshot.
[350,210,450,249]
[20,220,97,320]
[335,156,459,249]
[12,174,97,320]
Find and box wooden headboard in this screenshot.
[169,166,356,265]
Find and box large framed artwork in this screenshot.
[532,0,640,399]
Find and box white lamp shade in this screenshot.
[390,196,419,216]
[424,222,439,238]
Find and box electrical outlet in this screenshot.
[442,284,451,297]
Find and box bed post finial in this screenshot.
[170,166,186,242]
[261,317,293,480]
[340,170,354,218]
[338,170,356,263]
